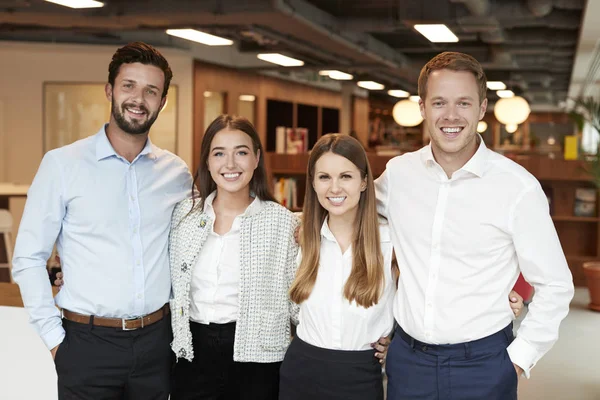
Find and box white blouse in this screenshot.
[189,192,262,324]
[296,219,395,351]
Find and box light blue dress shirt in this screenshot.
[12,126,192,350]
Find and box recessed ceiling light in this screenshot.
[497,90,515,98]
[388,90,410,98]
[45,0,103,8]
[487,81,506,90]
[409,95,421,102]
[357,81,385,90]
[166,29,233,46]
[318,70,333,76]
[257,53,304,67]
[414,24,459,43]
[327,70,353,80]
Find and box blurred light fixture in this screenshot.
[327,70,354,80]
[45,0,103,8]
[414,24,459,43]
[497,90,515,98]
[409,95,421,102]
[505,123,518,133]
[257,53,304,67]
[239,95,256,102]
[166,29,233,46]
[487,81,506,90]
[388,90,410,98]
[477,121,488,133]
[393,100,424,127]
[203,91,212,97]
[494,96,531,125]
[357,81,384,90]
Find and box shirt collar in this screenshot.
[203,191,264,218]
[320,217,337,242]
[460,135,488,178]
[420,134,488,178]
[95,124,159,162]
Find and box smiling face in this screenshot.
[207,128,260,197]
[105,62,166,135]
[312,151,366,223]
[419,69,487,165]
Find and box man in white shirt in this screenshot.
[377,51,574,400]
[13,42,192,399]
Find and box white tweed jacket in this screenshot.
[169,196,300,363]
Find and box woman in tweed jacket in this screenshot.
[169,115,299,400]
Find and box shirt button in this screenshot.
[137,294,142,299]
[427,303,432,308]
[136,260,141,266]
[130,195,135,201]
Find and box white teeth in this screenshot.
[442,127,461,133]
[223,173,240,179]
[328,196,345,204]
[127,108,144,114]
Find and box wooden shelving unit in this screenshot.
[267,153,596,287]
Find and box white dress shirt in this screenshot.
[296,219,395,351]
[375,137,574,377]
[189,193,262,324]
[12,126,192,350]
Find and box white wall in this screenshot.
[0,41,194,237]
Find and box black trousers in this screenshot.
[54,315,173,400]
[279,336,384,400]
[171,321,281,400]
[386,323,518,400]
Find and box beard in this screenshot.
[111,101,159,135]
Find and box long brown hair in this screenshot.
[190,115,277,212]
[289,134,384,308]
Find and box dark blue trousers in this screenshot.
[386,323,518,400]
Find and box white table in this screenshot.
[0,306,57,399]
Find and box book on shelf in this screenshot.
[275,126,308,154]
[563,135,578,160]
[273,177,298,209]
[574,187,597,217]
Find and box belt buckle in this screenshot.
[121,316,143,331]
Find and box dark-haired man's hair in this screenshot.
[108,42,173,98]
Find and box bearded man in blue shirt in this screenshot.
[12,42,192,399]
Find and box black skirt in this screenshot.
[279,336,384,400]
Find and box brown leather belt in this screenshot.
[62,304,170,331]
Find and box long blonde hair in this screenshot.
[289,134,383,308]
